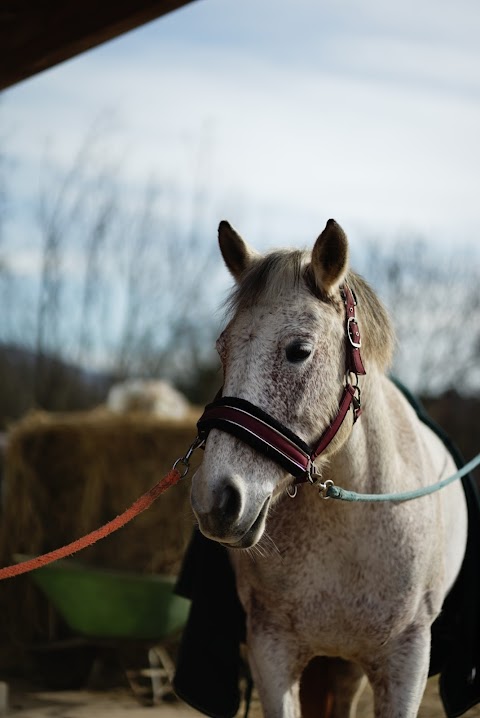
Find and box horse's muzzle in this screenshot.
[192,475,271,548]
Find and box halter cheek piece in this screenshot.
[196,284,366,491]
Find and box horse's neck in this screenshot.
[323,371,400,494]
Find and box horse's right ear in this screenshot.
[218,221,259,281]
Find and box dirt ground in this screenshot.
[4,677,480,717]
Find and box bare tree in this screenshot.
[76,174,118,367]
[0,136,11,326]
[33,133,101,406]
[356,238,479,395]
[14,126,221,410]
[111,177,219,380]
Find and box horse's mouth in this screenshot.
[221,495,271,550]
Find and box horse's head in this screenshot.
[191,219,392,548]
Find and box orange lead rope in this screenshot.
[0,467,182,580]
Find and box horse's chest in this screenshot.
[235,559,406,651]
[231,498,434,655]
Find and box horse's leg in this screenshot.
[247,631,303,718]
[327,658,367,718]
[365,625,430,718]
[300,657,334,718]
[300,657,366,718]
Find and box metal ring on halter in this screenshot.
[172,437,205,478]
[346,370,359,388]
[286,484,298,499]
[318,479,334,499]
[172,457,190,478]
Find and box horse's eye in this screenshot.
[285,341,313,363]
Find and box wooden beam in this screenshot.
[0,0,198,91]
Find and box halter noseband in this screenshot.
[197,284,366,486]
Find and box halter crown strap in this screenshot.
[197,282,366,483]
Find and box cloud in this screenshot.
[3,0,480,252]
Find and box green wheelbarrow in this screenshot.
[15,555,190,701]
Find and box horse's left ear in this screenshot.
[311,219,349,295]
[218,220,259,281]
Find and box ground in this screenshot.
[5,678,480,717]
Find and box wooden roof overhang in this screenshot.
[0,0,198,91]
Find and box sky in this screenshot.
[3,0,480,260]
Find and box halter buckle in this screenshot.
[307,460,321,484]
[347,315,361,348]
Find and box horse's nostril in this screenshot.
[218,481,242,522]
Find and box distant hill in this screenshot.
[0,343,113,428]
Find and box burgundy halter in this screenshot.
[197,284,366,487]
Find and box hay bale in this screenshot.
[0,407,202,670]
[107,379,191,419]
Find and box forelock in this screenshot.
[227,249,308,315]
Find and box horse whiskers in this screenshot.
[261,531,282,557]
[244,545,260,563]
[243,540,270,562]
[244,531,281,562]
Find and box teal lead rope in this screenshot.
[326,453,480,503]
